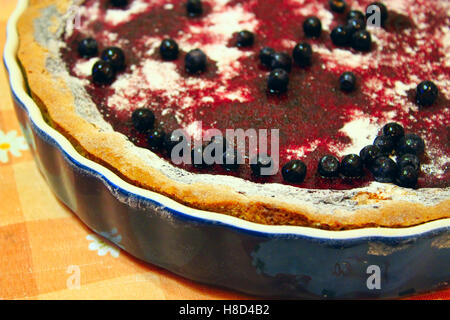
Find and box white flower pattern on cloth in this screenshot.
[86,228,122,258]
[0,130,28,163]
[19,123,36,152]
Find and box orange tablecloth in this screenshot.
[0,0,448,300]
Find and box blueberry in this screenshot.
[318,155,340,177]
[366,2,388,26]
[329,0,347,13]
[92,61,115,85]
[382,122,405,143]
[396,165,418,188]
[191,144,210,168]
[346,18,366,35]
[78,38,98,58]
[186,0,203,17]
[396,133,425,156]
[236,30,254,47]
[351,29,372,51]
[360,145,381,166]
[331,25,350,46]
[250,154,274,176]
[259,47,275,67]
[185,49,207,74]
[292,42,312,67]
[340,154,364,177]
[159,38,179,61]
[131,108,155,133]
[282,160,307,184]
[347,10,365,22]
[416,81,438,107]
[206,135,227,158]
[163,130,186,155]
[270,52,292,72]
[222,148,241,171]
[148,127,166,150]
[373,135,395,155]
[110,0,128,7]
[339,71,356,92]
[397,153,420,171]
[303,16,322,38]
[101,47,125,71]
[370,156,398,183]
[267,68,289,94]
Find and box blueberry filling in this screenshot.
[69,1,443,191]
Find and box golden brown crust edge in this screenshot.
[15,0,450,230]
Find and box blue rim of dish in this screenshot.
[4,0,450,242]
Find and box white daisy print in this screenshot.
[86,228,122,258]
[0,130,29,163]
[19,123,36,152]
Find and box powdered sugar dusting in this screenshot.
[334,111,380,156]
[102,0,260,130]
[73,57,99,77]
[286,139,322,159]
[105,0,153,26]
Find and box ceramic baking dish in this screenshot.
[4,0,449,299]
